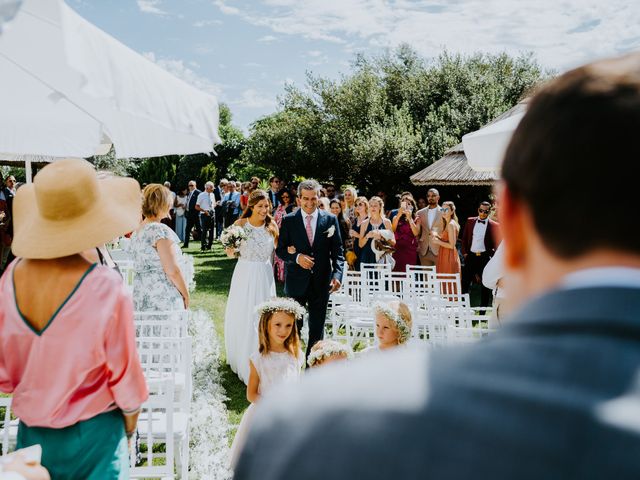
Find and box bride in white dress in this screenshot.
[224,190,278,383]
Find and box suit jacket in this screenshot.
[236,286,640,479]
[186,189,201,218]
[416,206,444,256]
[461,216,501,256]
[275,209,345,298]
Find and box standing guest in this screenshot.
[215,179,229,239]
[251,176,261,190]
[318,197,330,211]
[0,158,148,479]
[388,192,414,221]
[240,181,253,212]
[432,201,461,276]
[0,175,15,272]
[461,201,501,307]
[343,187,357,220]
[182,180,201,248]
[416,188,443,266]
[196,181,216,252]
[358,197,394,266]
[213,180,224,239]
[324,184,337,200]
[161,181,176,232]
[273,190,294,283]
[130,184,190,311]
[349,196,369,271]
[236,52,640,480]
[330,199,352,262]
[391,196,419,272]
[267,176,281,213]
[174,187,188,243]
[417,197,427,210]
[223,181,242,228]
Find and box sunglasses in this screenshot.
[281,195,290,199]
[441,208,450,213]
[478,209,490,214]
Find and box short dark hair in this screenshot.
[479,201,491,208]
[502,53,640,257]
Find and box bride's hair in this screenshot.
[241,189,278,238]
[258,309,301,358]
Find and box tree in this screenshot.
[241,46,547,194]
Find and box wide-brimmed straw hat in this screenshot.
[12,158,141,259]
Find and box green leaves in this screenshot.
[241,45,546,194]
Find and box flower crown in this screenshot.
[372,302,412,344]
[256,298,307,321]
[307,341,354,367]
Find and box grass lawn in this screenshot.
[186,242,285,442]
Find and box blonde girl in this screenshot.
[307,340,353,368]
[364,301,413,352]
[230,298,306,467]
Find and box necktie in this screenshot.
[305,215,314,246]
[478,220,486,224]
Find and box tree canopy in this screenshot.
[241,46,547,193]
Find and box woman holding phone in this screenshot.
[391,196,420,272]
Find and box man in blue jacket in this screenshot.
[236,53,640,479]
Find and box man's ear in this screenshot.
[498,183,528,271]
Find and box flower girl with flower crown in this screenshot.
[229,298,306,468]
[361,300,413,354]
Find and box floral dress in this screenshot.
[130,222,185,311]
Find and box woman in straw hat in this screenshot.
[0,158,148,479]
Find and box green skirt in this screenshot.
[17,409,129,480]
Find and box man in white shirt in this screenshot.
[196,181,215,251]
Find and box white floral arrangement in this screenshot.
[220,225,249,257]
[307,340,354,367]
[256,297,307,320]
[372,301,412,344]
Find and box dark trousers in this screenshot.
[199,214,215,250]
[183,212,201,247]
[293,283,330,359]
[462,252,493,307]
[215,207,224,239]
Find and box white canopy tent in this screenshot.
[462,112,524,173]
[0,0,220,181]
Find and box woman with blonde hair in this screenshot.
[0,158,148,478]
[358,196,394,267]
[130,183,190,311]
[432,200,461,276]
[224,189,279,384]
[343,186,357,220]
[349,196,369,270]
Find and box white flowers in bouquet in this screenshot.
[220,225,248,258]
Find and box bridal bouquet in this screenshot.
[220,225,248,258]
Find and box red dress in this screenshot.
[392,219,418,272]
[436,223,461,275]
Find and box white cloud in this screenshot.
[258,35,278,43]
[193,19,223,27]
[137,0,167,16]
[212,0,640,70]
[143,51,224,98]
[232,89,278,109]
[307,50,323,57]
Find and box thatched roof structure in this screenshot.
[410,99,528,186]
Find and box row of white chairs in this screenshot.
[328,263,496,347]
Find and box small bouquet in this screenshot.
[220,225,248,258]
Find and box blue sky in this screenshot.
[69,0,640,132]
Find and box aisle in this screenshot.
[187,244,251,442]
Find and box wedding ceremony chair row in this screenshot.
[0,396,17,455]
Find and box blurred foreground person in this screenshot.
[0,159,148,479]
[236,53,640,479]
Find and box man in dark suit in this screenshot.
[461,201,501,306]
[213,179,225,239]
[236,53,640,479]
[276,179,345,358]
[182,180,201,248]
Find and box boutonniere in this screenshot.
[325,225,335,238]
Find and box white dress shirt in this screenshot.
[427,207,438,230]
[301,208,319,239]
[196,191,214,212]
[471,219,488,253]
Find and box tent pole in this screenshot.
[25,159,32,183]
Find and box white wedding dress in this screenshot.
[224,222,276,384]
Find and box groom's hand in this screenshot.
[329,278,341,293]
[297,254,315,270]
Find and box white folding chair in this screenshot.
[135,311,190,339]
[434,272,462,300]
[411,296,451,346]
[360,263,392,302]
[131,379,185,480]
[380,271,410,302]
[117,260,136,290]
[0,397,17,455]
[343,306,376,347]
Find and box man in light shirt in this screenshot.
[416,188,443,266]
[236,53,640,480]
[196,181,215,251]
